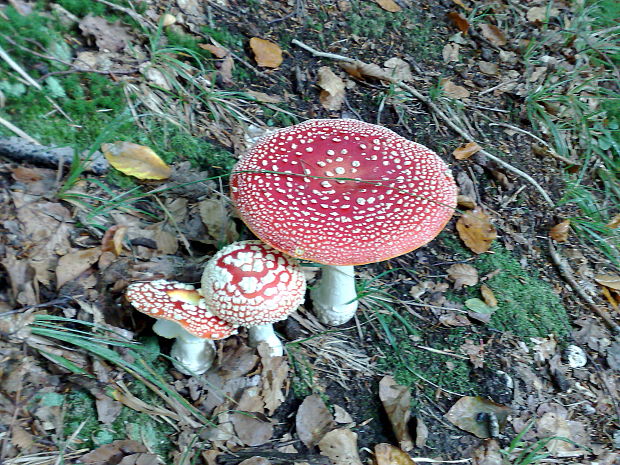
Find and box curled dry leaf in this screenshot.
[379,376,414,451]
[456,209,497,254]
[102,142,171,180]
[549,219,570,242]
[457,194,477,209]
[594,274,620,291]
[56,247,102,289]
[296,394,336,447]
[480,284,498,307]
[479,23,507,46]
[453,141,482,160]
[101,225,128,256]
[318,429,363,465]
[447,263,479,289]
[447,11,469,33]
[374,443,417,465]
[441,79,470,99]
[445,396,510,438]
[374,0,401,12]
[249,37,283,68]
[340,60,388,81]
[317,67,346,111]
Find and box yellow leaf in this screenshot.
[453,141,482,160]
[456,209,497,254]
[249,38,283,68]
[375,443,418,465]
[374,0,401,12]
[103,142,171,180]
[595,274,620,291]
[480,284,498,307]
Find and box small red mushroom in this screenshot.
[230,119,457,325]
[126,280,237,374]
[201,240,306,355]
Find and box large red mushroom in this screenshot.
[230,119,457,325]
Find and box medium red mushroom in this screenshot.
[126,280,237,374]
[230,119,457,325]
[201,240,306,355]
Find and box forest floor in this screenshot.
[0,1,619,464]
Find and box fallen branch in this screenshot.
[291,40,555,207]
[548,239,620,334]
[0,137,108,175]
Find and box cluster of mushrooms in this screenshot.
[126,119,458,374]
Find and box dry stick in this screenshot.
[548,239,620,334]
[0,44,42,90]
[0,117,41,145]
[291,39,555,207]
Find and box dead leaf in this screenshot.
[198,197,239,244]
[414,417,428,448]
[250,38,283,68]
[383,58,413,82]
[456,209,497,254]
[453,141,482,160]
[447,263,479,289]
[537,411,590,456]
[317,67,346,111]
[441,79,470,99]
[340,60,390,81]
[246,90,283,103]
[296,394,336,447]
[527,6,558,23]
[318,429,363,465]
[259,345,289,415]
[102,142,171,180]
[79,440,148,464]
[595,274,620,291]
[11,425,35,450]
[334,405,353,423]
[101,225,127,256]
[447,11,469,33]
[379,376,413,451]
[374,0,401,12]
[471,439,503,465]
[479,23,507,46]
[549,219,570,242]
[56,247,101,289]
[200,43,228,58]
[445,396,510,438]
[443,43,460,63]
[374,443,417,465]
[79,14,132,52]
[480,284,498,307]
[479,61,499,76]
[457,194,476,209]
[230,411,273,446]
[460,339,485,368]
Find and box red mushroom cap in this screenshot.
[125,280,237,339]
[230,119,457,266]
[200,241,306,327]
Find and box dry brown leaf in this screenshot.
[479,61,499,76]
[442,79,470,99]
[318,429,363,465]
[230,411,273,446]
[527,6,559,22]
[479,23,507,46]
[460,339,485,368]
[480,284,498,307]
[374,0,401,12]
[383,57,413,82]
[457,194,476,209]
[456,209,497,254]
[471,439,503,465]
[56,247,101,289]
[258,344,289,415]
[250,37,283,68]
[537,411,590,456]
[334,405,354,423]
[379,376,413,451]
[374,443,417,465]
[198,197,239,244]
[447,263,479,289]
[246,90,283,103]
[79,440,147,464]
[79,14,132,52]
[317,67,346,111]
[102,142,171,180]
[200,43,228,58]
[101,225,127,256]
[340,60,389,81]
[296,395,335,447]
[549,219,570,242]
[445,396,510,438]
[595,274,620,291]
[447,11,469,33]
[607,213,620,229]
[443,43,460,63]
[414,417,428,448]
[453,141,482,160]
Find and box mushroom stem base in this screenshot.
[248,324,283,356]
[311,265,358,326]
[153,319,215,375]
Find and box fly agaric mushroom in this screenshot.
[125,280,237,374]
[201,240,306,356]
[230,119,457,325]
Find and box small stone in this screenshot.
[563,345,587,368]
[160,13,176,27]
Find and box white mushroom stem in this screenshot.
[248,324,283,356]
[310,265,359,326]
[152,319,215,375]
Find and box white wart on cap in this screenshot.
[201,241,306,326]
[230,119,458,266]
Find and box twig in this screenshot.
[0,44,42,90]
[548,239,620,334]
[291,40,555,207]
[0,118,41,145]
